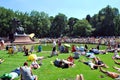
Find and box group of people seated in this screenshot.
[2,41,120,80]
[6,44,42,56]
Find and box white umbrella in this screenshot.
[64,44,71,48]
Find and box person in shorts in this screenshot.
[100,67,120,79]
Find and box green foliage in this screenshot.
[50,13,67,37]
[68,17,78,36]
[91,5,119,36]
[29,11,50,37]
[73,19,94,37]
[114,15,120,36]
[0,5,120,37]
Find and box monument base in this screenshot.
[13,34,37,44]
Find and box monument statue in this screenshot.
[16,26,24,34]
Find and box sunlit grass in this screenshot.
[0,43,118,80]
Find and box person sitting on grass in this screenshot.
[73,47,81,59]
[59,45,65,53]
[84,44,88,51]
[8,46,14,54]
[37,44,42,52]
[12,44,17,53]
[18,45,23,52]
[71,45,76,52]
[64,46,69,53]
[29,45,34,53]
[112,48,120,59]
[67,55,74,63]
[24,49,29,56]
[23,45,26,52]
[20,62,38,80]
[99,67,120,79]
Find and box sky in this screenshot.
[0,0,120,19]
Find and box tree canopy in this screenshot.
[0,5,120,38]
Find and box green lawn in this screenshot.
[0,43,119,80]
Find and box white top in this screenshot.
[88,61,95,69]
[53,40,56,47]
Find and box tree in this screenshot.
[91,5,119,36]
[0,7,15,37]
[114,15,120,36]
[73,19,94,37]
[50,13,67,38]
[86,14,91,23]
[29,11,50,37]
[68,17,78,36]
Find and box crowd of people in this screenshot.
[1,36,120,80]
[39,36,120,45]
[0,43,43,80]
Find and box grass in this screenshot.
[0,43,119,80]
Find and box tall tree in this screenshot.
[50,13,67,38]
[0,7,15,37]
[68,17,78,36]
[91,5,119,36]
[114,15,120,36]
[73,19,94,37]
[29,11,50,37]
[86,14,91,23]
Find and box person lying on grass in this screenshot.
[93,57,109,68]
[113,59,120,65]
[35,56,44,66]
[28,54,45,66]
[99,67,120,79]
[113,66,120,72]
[30,59,40,69]
[79,57,108,70]
[52,58,75,69]
[0,67,20,80]
[79,59,99,70]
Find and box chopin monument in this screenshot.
[9,18,35,44]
